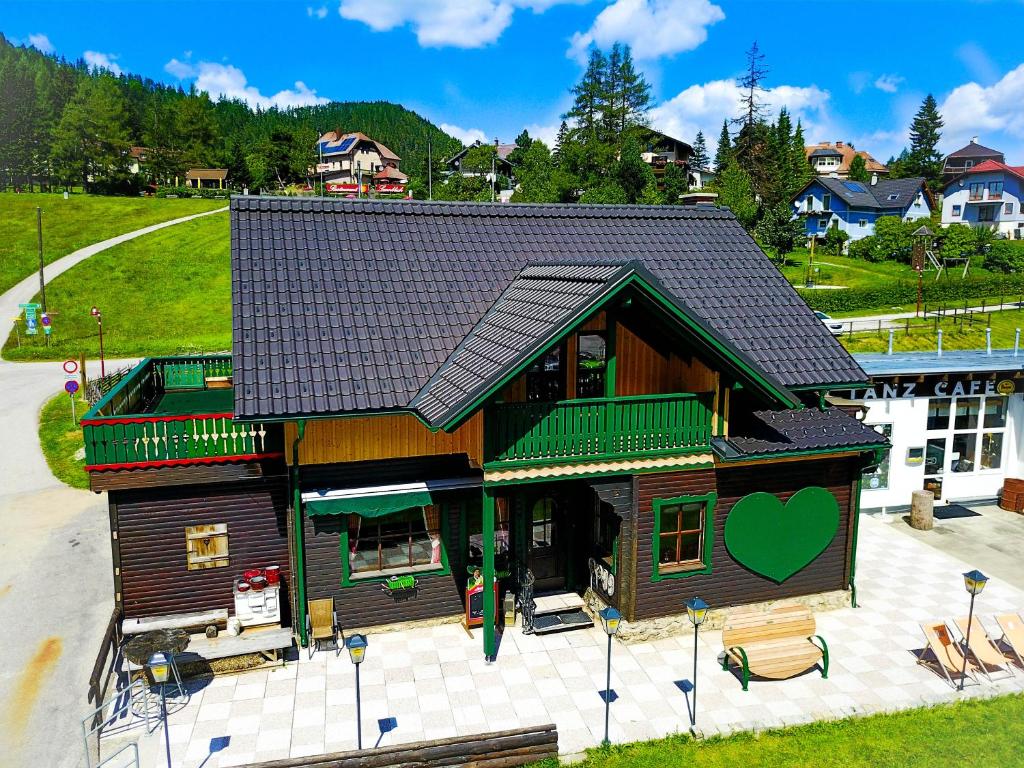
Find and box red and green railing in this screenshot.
[81,355,282,471]
[484,392,714,467]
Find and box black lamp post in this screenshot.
[147,652,173,768]
[346,634,368,749]
[598,606,621,747]
[90,306,105,377]
[684,597,709,728]
[959,569,989,690]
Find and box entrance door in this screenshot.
[528,497,565,592]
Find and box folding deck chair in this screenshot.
[954,616,1015,681]
[918,622,980,688]
[995,613,1024,669]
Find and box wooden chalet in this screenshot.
[83,198,887,659]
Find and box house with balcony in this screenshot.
[805,142,888,179]
[84,198,886,660]
[315,131,406,195]
[941,159,1024,239]
[942,137,1005,186]
[791,176,932,242]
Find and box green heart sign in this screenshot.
[724,486,839,583]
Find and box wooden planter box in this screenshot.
[1000,478,1024,513]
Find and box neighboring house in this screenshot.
[185,168,228,189]
[792,176,932,241]
[942,137,1005,186]
[641,128,693,191]
[688,167,716,190]
[941,159,1024,239]
[315,131,403,195]
[445,141,516,178]
[82,197,886,661]
[805,142,888,179]
[127,146,150,176]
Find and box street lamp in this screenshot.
[90,306,105,377]
[598,607,621,747]
[959,569,989,690]
[684,597,710,729]
[346,634,368,749]
[147,652,173,768]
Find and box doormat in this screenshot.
[933,504,981,520]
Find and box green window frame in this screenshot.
[651,492,717,582]
[338,504,451,587]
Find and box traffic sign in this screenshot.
[63,359,79,375]
[65,380,79,394]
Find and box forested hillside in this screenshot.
[0,34,462,194]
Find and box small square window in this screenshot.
[185,524,229,570]
[1006,202,1014,215]
[818,218,828,230]
[859,219,868,228]
[887,193,900,201]
[952,204,962,217]
[652,493,716,581]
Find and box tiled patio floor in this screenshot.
[124,515,1024,767]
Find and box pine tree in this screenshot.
[553,120,568,159]
[717,162,758,230]
[564,48,607,141]
[791,120,813,190]
[847,154,869,182]
[907,94,944,189]
[714,120,732,172]
[691,130,710,170]
[50,76,131,190]
[614,45,651,138]
[733,42,768,134]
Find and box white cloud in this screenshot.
[194,63,329,108]
[164,57,196,79]
[441,122,488,145]
[27,33,53,54]
[338,0,584,48]
[874,74,904,94]
[848,71,870,95]
[941,63,1024,150]
[568,0,724,63]
[307,5,328,19]
[649,78,831,155]
[523,122,561,146]
[84,51,122,76]
[957,42,999,85]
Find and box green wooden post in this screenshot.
[482,487,496,659]
[848,474,863,608]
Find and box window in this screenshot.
[965,160,975,169]
[952,204,962,217]
[887,193,901,201]
[822,193,832,211]
[1006,203,1014,215]
[979,205,997,222]
[859,219,868,228]
[925,437,946,476]
[984,396,1007,428]
[923,395,1008,484]
[989,181,1003,200]
[348,506,444,577]
[185,523,229,570]
[818,217,828,230]
[927,398,951,430]
[651,493,716,581]
[525,345,565,402]
[862,424,892,490]
[954,397,980,430]
[576,332,607,398]
[531,497,555,549]
[951,433,976,473]
[969,182,984,201]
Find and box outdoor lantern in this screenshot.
[599,607,621,637]
[685,597,710,627]
[90,306,100,317]
[147,652,170,683]
[963,569,989,596]
[346,634,368,665]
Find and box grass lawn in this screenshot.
[39,388,89,490]
[3,211,230,361]
[0,191,226,295]
[532,694,1024,768]
[842,306,1024,353]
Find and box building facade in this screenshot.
[805,142,888,179]
[941,160,1024,239]
[792,176,932,242]
[942,137,1005,186]
[315,131,406,195]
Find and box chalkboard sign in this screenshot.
[465,582,498,628]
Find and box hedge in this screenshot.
[155,186,234,199]
[798,274,1024,313]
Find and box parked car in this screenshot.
[815,311,844,336]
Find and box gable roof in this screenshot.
[230,198,866,421]
[799,176,928,211]
[714,407,887,459]
[317,131,400,162]
[805,142,887,174]
[946,140,1003,160]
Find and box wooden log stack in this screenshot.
[237,724,559,768]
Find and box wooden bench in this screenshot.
[721,603,829,690]
[122,608,228,636]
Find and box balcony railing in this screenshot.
[81,355,282,471]
[484,392,713,467]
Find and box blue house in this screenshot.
[791,176,932,242]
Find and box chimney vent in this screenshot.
[871,173,878,186]
[836,141,844,148]
[971,136,979,144]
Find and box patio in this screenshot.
[120,513,1024,767]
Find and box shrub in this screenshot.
[937,223,978,260]
[155,185,233,199]
[984,241,1024,274]
[797,273,1024,313]
[822,225,849,256]
[848,236,880,262]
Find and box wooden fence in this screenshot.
[239,724,559,768]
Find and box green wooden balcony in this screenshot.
[81,355,282,471]
[484,392,714,468]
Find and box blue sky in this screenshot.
[5,0,1024,161]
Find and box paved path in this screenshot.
[839,302,1023,328]
[0,208,224,768]
[114,514,1024,767]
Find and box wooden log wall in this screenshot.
[238,724,558,768]
[111,476,290,619]
[630,457,857,621]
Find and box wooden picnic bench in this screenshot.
[122,608,228,636]
[721,603,829,690]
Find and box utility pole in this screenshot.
[491,137,498,203]
[317,129,324,196]
[428,138,433,201]
[37,207,46,312]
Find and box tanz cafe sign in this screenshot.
[847,373,1020,401]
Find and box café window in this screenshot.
[525,345,565,402]
[927,399,950,430]
[862,424,892,490]
[652,493,716,581]
[348,506,444,578]
[576,332,607,398]
[923,395,1008,480]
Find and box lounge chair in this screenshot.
[306,598,339,659]
[995,613,1024,669]
[954,616,1015,681]
[918,622,979,688]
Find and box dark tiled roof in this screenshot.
[946,141,1003,160]
[715,408,886,458]
[231,197,865,420]
[811,176,927,211]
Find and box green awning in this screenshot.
[305,490,434,518]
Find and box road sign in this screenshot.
[65,380,79,394]
[20,303,40,336]
[63,359,79,375]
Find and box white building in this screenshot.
[941,160,1024,239]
